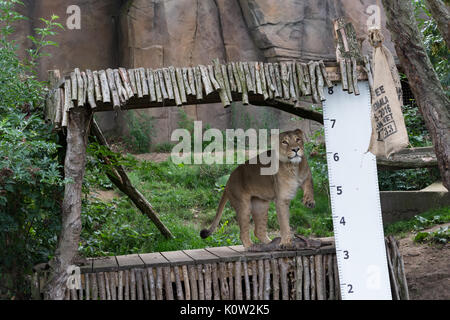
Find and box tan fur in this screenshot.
[200,129,315,248]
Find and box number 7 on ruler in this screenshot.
[323,82,392,300]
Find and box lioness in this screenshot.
[200,129,315,248]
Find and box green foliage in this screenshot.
[414,0,450,95]
[124,111,154,153]
[414,226,449,245]
[384,206,450,236]
[378,167,440,191]
[0,1,63,298]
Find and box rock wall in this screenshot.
[14,0,396,148]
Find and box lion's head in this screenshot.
[277,129,305,164]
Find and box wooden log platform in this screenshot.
[32,239,409,300]
[45,60,369,128]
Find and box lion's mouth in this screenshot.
[289,155,302,163]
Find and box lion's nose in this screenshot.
[292,148,300,153]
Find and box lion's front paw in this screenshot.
[303,197,315,209]
[280,238,293,250]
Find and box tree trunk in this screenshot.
[382,0,450,190]
[376,147,438,170]
[424,0,450,47]
[90,120,174,239]
[44,107,92,300]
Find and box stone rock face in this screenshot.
[16,0,397,147]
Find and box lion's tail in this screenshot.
[200,190,228,239]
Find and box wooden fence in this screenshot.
[32,237,408,300]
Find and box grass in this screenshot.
[80,155,448,258]
[80,156,333,257]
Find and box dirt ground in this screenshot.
[398,223,449,300]
[96,152,449,300]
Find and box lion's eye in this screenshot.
[282,141,288,146]
[296,138,301,143]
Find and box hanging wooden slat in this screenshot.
[280,62,290,99]
[288,62,298,101]
[127,69,137,96]
[319,60,333,89]
[315,63,326,102]
[243,62,254,93]
[162,68,174,100]
[258,62,269,100]
[290,61,300,100]
[308,62,320,103]
[339,59,348,91]
[195,66,203,100]
[62,78,72,128]
[351,57,360,95]
[254,62,263,95]
[227,64,237,92]
[93,71,103,102]
[147,69,157,102]
[199,65,214,96]
[135,69,143,99]
[231,62,242,93]
[154,70,163,102]
[176,67,187,104]
[221,64,233,102]
[157,69,169,100]
[114,69,129,103]
[213,59,231,107]
[188,67,197,96]
[106,68,121,110]
[119,68,134,99]
[70,71,77,102]
[208,65,221,90]
[98,70,111,104]
[237,62,249,105]
[274,63,283,98]
[75,68,84,107]
[346,58,354,94]
[249,62,257,91]
[170,66,182,106]
[182,67,192,96]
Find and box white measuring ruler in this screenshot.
[323,81,392,300]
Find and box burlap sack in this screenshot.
[368,28,409,158]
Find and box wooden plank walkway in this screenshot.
[76,245,336,274]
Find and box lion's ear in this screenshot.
[294,128,303,136]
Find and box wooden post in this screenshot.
[44,106,91,300]
[90,120,174,239]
